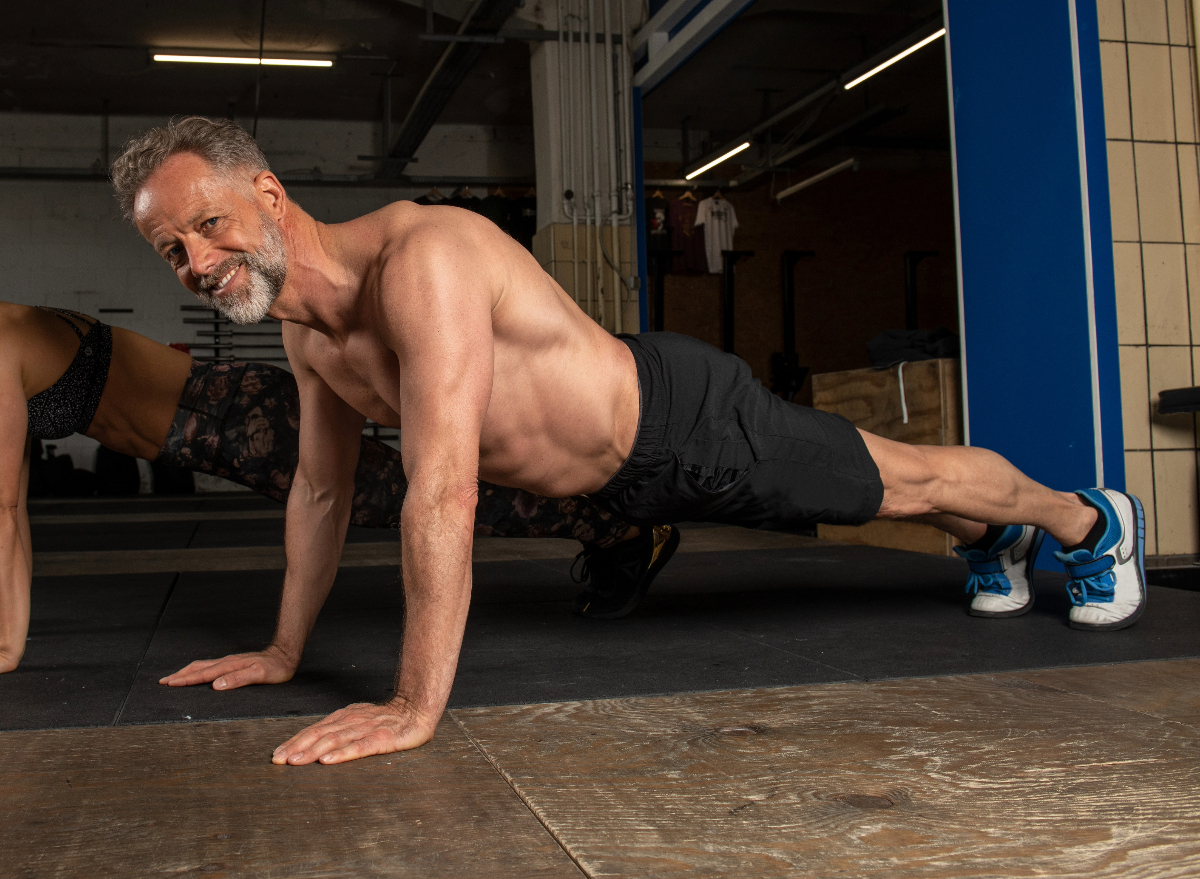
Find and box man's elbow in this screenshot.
[402,478,479,524]
[288,472,353,513]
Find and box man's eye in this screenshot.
[166,245,182,260]
[203,217,219,228]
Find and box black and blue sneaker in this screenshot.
[1053,488,1147,631]
[571,525,681,619]
[954,524,1045,618]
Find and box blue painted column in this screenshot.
[945,0,1123,529]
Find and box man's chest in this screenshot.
[305,335,404,426]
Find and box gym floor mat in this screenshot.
[6,538,1199,731]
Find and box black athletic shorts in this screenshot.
[593,332,884,529]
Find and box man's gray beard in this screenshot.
[196,218,288,325]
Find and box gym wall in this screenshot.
[643,159,959,406]
[1098,0,1200,559]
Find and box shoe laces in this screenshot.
[1065,570,1116,606]
[1056,552,1117,606]
[964,571,1011,596]
[954,550,1009,596]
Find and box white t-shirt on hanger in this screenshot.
[694,196,739,274]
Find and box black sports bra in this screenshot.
[26,308,114,440]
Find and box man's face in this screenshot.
[134,152,287,325]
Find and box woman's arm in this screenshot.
[0,366,32,674]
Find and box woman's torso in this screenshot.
[1,302,193,459]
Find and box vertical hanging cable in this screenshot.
[252,0,267,137]
[558,0,635,330]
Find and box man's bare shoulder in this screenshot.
[372,205,501,299]
[334,201,487,251]
[381,203,495,260]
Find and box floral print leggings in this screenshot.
[155,361,635,547]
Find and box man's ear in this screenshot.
[253,170,287,221]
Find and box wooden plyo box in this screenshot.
[812,358,963,556]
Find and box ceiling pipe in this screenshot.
[773,157,858,203]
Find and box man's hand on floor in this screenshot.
[159,645,297,690]
[271,699,439,765]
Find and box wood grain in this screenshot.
[1010,658,1200,728]
[0,715,581,879]
[818,519,957,557]
[455,672,1200,878]
[812,358,962,446]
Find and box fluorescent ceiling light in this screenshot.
[685,142,750,181]
[843,28,946,90]
[153,54,333,68]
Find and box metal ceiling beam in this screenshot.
[631,0,757,94]
[629,0,708,59]
[735,105,893,185]
[382,0,522,177]
[681,13,943,179]
[391,0,475,23]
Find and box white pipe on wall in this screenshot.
[555,0,636,330]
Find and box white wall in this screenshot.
[0,179,196,345]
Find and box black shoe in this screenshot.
[571,525,681,619]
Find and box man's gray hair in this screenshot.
[111,116,270,221]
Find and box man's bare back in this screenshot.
[284,201,639,499]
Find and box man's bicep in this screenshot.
[291,371,366,492]
[384,256,494,484]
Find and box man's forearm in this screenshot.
[271,477,354,665]
[0,506,32,672]
[391,486,477,721]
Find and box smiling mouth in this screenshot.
[209,264,241,296]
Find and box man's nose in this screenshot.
[186,240,222,280]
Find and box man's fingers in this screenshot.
[273,718,341,764]
[211,664,268,690]
[317,731,401,765]
[272,704,436,765]
[159,652,293,688]
[159,658,229,686]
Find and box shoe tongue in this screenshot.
[953,546,988,562]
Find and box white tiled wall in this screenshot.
[1099,0,1200,556]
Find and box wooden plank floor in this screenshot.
[454,662,1200,878]
[0,715,582,879]
[6,661,1198,878]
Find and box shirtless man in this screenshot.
[113,117,1146,767]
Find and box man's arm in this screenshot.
[0,365,33,674]
[161,326,365,689]
[273,227,494,766]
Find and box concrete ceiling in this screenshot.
[1,0,948,158]
[0,0,535,125]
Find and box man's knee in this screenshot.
[860,431,941,518]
